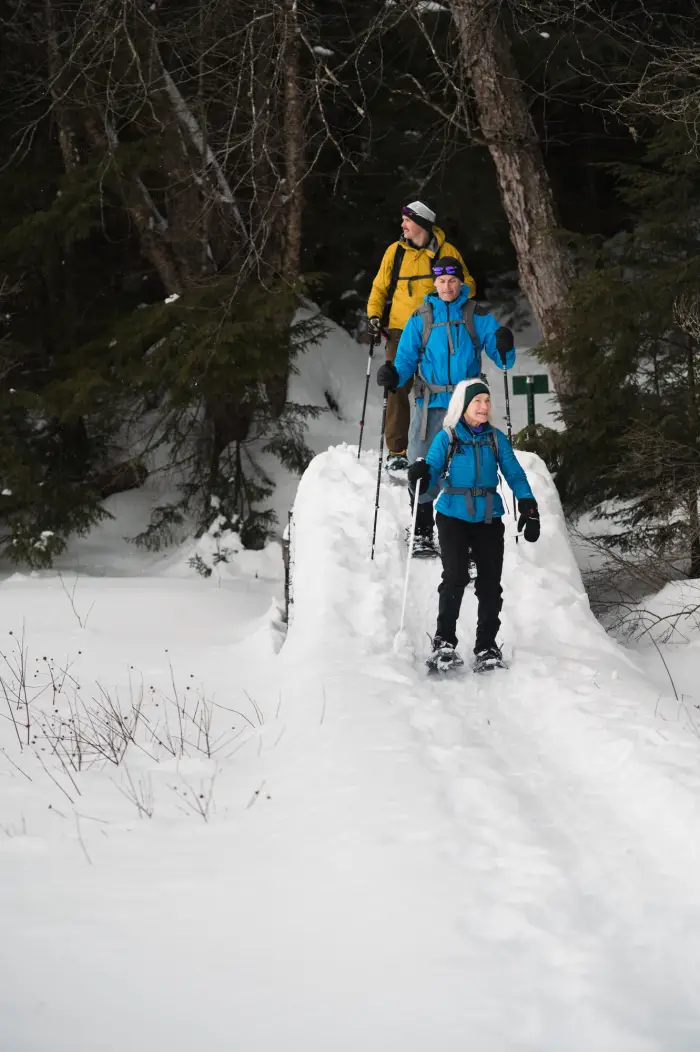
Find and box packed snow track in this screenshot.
[282,443,700,1050]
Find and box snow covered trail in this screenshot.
[285,443,700,1049]
[3,440,700,1052]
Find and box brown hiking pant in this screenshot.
[384,327,413,453]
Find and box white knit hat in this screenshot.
[402,200,436,231]
[442,379,491,431]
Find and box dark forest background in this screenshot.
[1,0,700,591]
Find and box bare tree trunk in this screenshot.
[451,0,574,396]
[82,113,183,296]
[266,0,306,416]
[45,0,78,173]
[685,333,700,577]
[45,0,79,331]
[281,0,304,288]
[46,0,100,476]
[687,496,700,578]
[92,460,149,499]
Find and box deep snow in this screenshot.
[1,314,700,1050]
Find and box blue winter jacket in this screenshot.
[394,286,516,410]
[425,421,534,523]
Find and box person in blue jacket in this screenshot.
[407,378,540,671]
[377,256,516,557]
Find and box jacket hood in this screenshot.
[400,225,446,255]
[432,226,446,251]
[443,381,494,432]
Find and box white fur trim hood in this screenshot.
[442,378,491,431]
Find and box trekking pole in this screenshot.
[357,333,379,459]
[398,468,422,633]
[503,369,519,540]
[370,391,389,560]
[503,368,513,446]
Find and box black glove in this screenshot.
[517,497,540,542]
[367,316,382,338]
[407,458,430,494]
[377,360,399,393]
[495,326,514,365]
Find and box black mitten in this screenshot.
[407,459,430,494]
[517,497,540,542]
[377,361,399,392]
[495,326,514,365]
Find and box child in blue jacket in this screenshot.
[407,378,540,671]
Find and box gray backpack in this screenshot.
[414,299,480,356]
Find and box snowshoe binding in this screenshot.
[472,644,508,674]
[426,638,464,674]
[385,451,409,483]
[410,530,440,560]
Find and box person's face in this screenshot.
[464,393,491,427]
[434,274,462,302]
[401,214,429,244]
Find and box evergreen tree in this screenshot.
[0,0,327,564]
[536,124,700,577]
[2,0,694,570]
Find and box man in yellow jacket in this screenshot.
[367,201,474,475]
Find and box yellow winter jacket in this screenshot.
[367,226,475,332]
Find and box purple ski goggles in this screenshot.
[401,206,424,221]
[432,264,461,276]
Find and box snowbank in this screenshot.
[625,580,700,644]
[287,443,609,663]
[5,316,700,1051]
[278,442,700,1048]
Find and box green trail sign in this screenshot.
[512,374,550,426]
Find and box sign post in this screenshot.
[512,374,549,426]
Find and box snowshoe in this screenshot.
[385,451,409,483]
[426,638,464,674]
[410,531,440,560]
[472,644,508,674]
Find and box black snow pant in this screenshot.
[435,512,505,652]
[407,491,434,537]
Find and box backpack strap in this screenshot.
[488,429,499,465]
[417,301,433,352]
[444,427,499,475]
[442,426,461,479]
[461,300,479,352]
[440,427,501,522]
[393,241,443,300]
[418,298,481,355]
[380,244,406,326]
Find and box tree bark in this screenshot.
[92,460,149,500]
[266,0,306,416]
[686,333,700,577]
[82,115,183,296]
[281,0,304,289]
[686,491,700,578]
[45,0,79,173]
[451,0,574,396]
